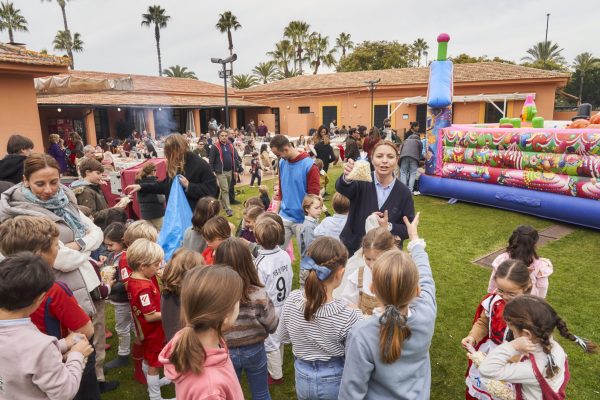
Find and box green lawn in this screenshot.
[102,166,600,399]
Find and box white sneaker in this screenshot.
[413,191,420,196]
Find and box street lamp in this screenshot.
[211,54,237,128]
[365,78,381,127]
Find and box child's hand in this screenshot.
[511,337,536,354]
[64,332,83,349]
[403,212,420,241]
[71,338,93,357]
[461,336,476,349]
[98,255,107,266]
[374,210,389,228]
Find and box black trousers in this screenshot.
[74,336,101,400]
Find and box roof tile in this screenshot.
[0,43,70,67]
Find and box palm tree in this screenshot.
[412,38,429,67]
[231,74,258,89]
[163,65,198,79]
[0,2,28,43]
[252,61,280,84]
[284,20,310,75]
[335,32,354,58]
[267,39,294,78]
[306,33,336,75]
[572,52,600,105]
[41,0,75,68]
[521,41,566,69]
[141,5,171,76]
[53,30,83,55]
[215,11,241,75]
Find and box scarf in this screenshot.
[21,186,87,239]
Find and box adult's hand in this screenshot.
[343,159,355,179]
[403,212,420,241]
[124,184,141,194]
[178,175,189,189]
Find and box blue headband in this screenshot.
[300,257,332,281]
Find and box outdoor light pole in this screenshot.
[545,13,550,43]
[211,54,237,128]
[365,79,381,127]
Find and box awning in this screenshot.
[35,75,134,94]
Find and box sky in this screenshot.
[8,0,598,84]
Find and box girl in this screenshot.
[266,185,280,212]
[201,216,232,265]
[276,237,362,400]
[182,196,220,254]
[238,205,264,243]
[215,238,278,400]
[462,259,533,400]
[299,194,323,258]
[480,295,597,400]
[340,213,437,399]
[489,225,553,298]
[340,227,396,315]
[159,266,244,400]
[161,249,205,342]
[135,163,165,230]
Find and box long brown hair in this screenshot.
[191,197,221,232]
[162,248,205,295]
[23,154,61,180]
[168,265,243,374]
[304,237,348,321]
[371,249,419,363]
[201,216,231,242]
[164,134,189,178]
[214,237,263,303]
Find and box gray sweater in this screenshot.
[399,133,423,162]
[339,240,436,400]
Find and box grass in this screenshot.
[102,165,600,399]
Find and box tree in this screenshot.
[306,33,336,74]
[521,41,566,70]
[41,0,75,68]
[267,39,294,78]
[163,65,198,79]
[215,11,241,75]
[231,74,258,89]
[412,38,429,67]
[252,61,280,84]
[335,32,354,58]
[284,20,310,75]
[564,68,600,108]
[572,53,600,105]
[337,41,413,72]
[141,5,170,77]
[53,30,83,55]
[0,2,28,43]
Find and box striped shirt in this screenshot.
[275,289,362,361]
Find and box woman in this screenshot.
[66,132,84,176]
[0,153,103,316]
[297,135,306,147]
[362,127,382,162]
[315,125,328,143]
[336,140,415,256]
[47,134,68,174]
[125,133,218,210]
[314,133,337,172]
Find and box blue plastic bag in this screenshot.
[158,175,192,262]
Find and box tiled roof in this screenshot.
[240,62,571,93]
[0,43,70,67]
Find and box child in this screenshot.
[0,252,94,400]
[266,184,280,212]
[299,194,324,286]
[340,227,396,315]
[161,248,205,342]
[480,295,598,399]
[489,225,553,298]
[258,185,270,210]
[183,196,220,254]
[135,163,166,230]
[340,213,437,399]
[201,215,232,265]
[462,259,533,400]
[215,238,278,399]
[250,151,262,187]
[71,158,109,216]
[276,236,362,400]
[239,205,264,243]
[314,192,350,241]
[314,158,329,197]
[254,217,293,384]
[159,266,245,400]
[126,238,172,400]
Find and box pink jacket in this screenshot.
[159,330,244,400]
[488,252,553,298]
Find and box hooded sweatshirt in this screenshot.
[159,331,244,400]
[0,154,27,184]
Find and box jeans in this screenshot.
[250,171,262,186]
[216,171,233,211]
[229,342,271,400]
[112,302,133,356]
[400,157,419,192]
[294,357,344,400]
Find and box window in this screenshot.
[298,106,311,114]
[484,102,505,124]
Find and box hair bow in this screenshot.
[300,257,332,281]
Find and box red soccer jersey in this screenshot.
[119,252,158,287]
[30,281,90,340]
[127,276,165,345]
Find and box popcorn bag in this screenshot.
[346,160,372,182]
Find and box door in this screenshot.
[322,106,337,127]
[237,108,246,130]
[374,105,389,129]
[416,104,427,133]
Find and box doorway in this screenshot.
[322,106,337,128]
[374,105,389,129]
[416,104,427,133]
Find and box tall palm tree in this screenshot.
[284,20,310,75]
[335,32,353,58]
[231,74,258,89]
[163,65,198,79]
[0,2,28,43]
[572,52,600,105]
[412,38,429,67]
[267,39,294,78]
[215,11,241,75]
[306,33,336,75]
[521,40,566,69]
[41,0,75,68]
[53,30,83,55]
[141,5,170,76]
[252,61,280,84]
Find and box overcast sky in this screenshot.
[9,0,597,84]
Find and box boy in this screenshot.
[250,151,261,187]
[314,192,350,241]
[254,218,293,385]
[0,134,34,184]
[72,158,129,216]
[0,252,93,400]
[126,239,171,400]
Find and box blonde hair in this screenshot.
[0,216,58,255]
[126,238,164,271]
[164,134,189,178]
[258,185,269,195]
[372,140,399,157]
[254,218,281,250]
[49,134,60,144]
[243,205,264,222]
[123,220,158,247]
[362,227,396,252]
[302,194,323,216]
[162,248,205,295]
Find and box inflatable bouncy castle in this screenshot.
[419,35,600,229]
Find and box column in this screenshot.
[193,108,201,137]
[145,108,155,139]
[84,108,97,145]
[230,108,238,130]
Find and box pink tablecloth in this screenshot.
[120,158,167,219]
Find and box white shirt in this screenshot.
[255,247,293,311]
[341,265,374,306]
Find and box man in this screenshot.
[257,120,269,138]
[208,118,219,137]
[338,124,349,136]
[382,118,401,144]
[345,128,361,161]
[209,130,239,216]
[0,134,34,184]
[405,121,420,141]
[246,120,257,138]
[269,135,321,250]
